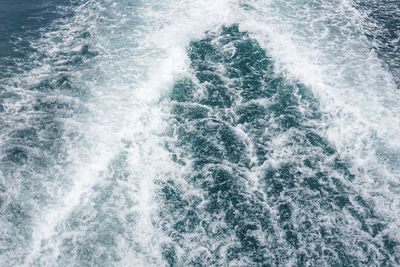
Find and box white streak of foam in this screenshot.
[22,0,236,265]
[235,0,400,226]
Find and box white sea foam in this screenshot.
[4,0,236,265]
[236,0,400,226]
[1,0,400,265]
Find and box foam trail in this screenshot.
[163,24,399,266]
[235,0,400,224]
[1,0,400,266]
[0,0,236,265]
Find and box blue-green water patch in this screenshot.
[160,24,400,266]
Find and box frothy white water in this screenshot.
[0,0,235,265]
[235,0,400,226]
[1,0,400,265]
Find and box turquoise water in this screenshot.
[0,0,399,266]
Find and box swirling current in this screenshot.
[0,0,399,266]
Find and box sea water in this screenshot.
[0,0,399,266]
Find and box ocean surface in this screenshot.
[0,0,399,266]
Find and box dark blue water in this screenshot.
[356,0,400,87]
[0,0,69,77]
[0,0,399,266]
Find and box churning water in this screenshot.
[0,0,399,266]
